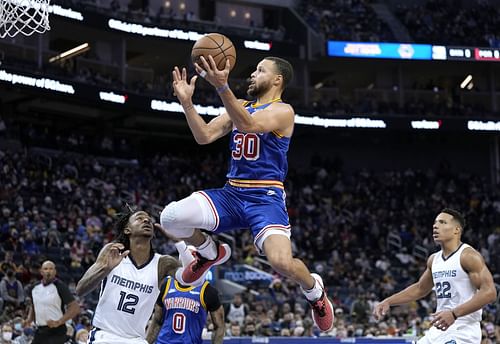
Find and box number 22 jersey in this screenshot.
[431,243,482,323]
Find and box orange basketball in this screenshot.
[191,33,236,71]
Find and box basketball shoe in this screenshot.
[308,273,335,332]
[180,241,231,286]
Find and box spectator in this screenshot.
[227,322,241,337]
[1,323,13,343]
[225,294,249,326]
[0,268,24,309]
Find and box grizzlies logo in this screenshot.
[444,340,456,344]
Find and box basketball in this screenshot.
[191,33,236,72]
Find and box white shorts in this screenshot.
[417,321,481,344]
[87,328,148,344]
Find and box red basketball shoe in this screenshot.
[181,241,231,286]
[308,273,335,332]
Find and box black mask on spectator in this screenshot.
[6,270,14,278]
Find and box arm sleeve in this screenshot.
[204,284,221,312]
[54,280,75,306]
[156,278,168,307]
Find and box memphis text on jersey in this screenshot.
[110,274,155,294]
[432,270,457,278]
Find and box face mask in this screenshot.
[3,332,13,340]
[14,323,22,331]
[78,341,86,344]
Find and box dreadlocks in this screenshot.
[113,206,135,251]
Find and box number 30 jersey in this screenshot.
[431,243,482,323]
[92,253,161,338]
[226,100,291,184]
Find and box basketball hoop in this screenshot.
[0,0,51,38]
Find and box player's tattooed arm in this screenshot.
[146,304,164,344]
[157,255,181,286]
[76,243,129,297]
[210,306,225,344]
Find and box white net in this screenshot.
[0,0,50,38]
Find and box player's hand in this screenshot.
[154,223,180,242]
[430,310,455,331]
[373,301,390,320]
[172,66,197,104]
[96,243,130,272]
[194,55,230,89]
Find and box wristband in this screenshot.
[216,84,229,94]
[451,310,458,320]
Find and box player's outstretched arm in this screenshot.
[453,248,497,317]
[172,66,233,144]
[146,304,164,344]
[373,254,435,320]
[195,56,294,134]
[76,243,129,297]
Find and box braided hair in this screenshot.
[113,205,135,251]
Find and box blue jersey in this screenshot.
[226,99,291,187]
[156,277,209,344]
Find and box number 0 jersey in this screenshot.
[92,253,161,338]
[431,243,482,323]
[156,277,220,344]
[226,100,291,186]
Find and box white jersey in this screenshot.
[431,243,481,323]
[227,303,246,325]
[93,253,161,339]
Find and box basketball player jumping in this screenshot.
[373,208,497,343]
[76,210,180,344]
[162,55,334,332]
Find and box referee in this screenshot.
[25,260,80,344]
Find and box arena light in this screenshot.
[0,69,75,94]
[99,91,127,104]
[49,43,90,63]
[460,75,473,89]
[108,19,206,41]
[243,40,272,51]
[411,120,441,130]
[294,115,387,129]
[151,100,224,116]
[151,100,387,128]
[467,120,500,131]
[48,4,84,21]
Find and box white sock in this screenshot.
[302,279,323,301]
[196,235,217,260]
[175,241,195,267]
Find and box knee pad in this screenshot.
[160,202,194,238]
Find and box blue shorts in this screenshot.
[198,184,291,254]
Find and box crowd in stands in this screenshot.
[53,0,287,42]
[0,123,499,343]
[297,89,497,118]
[298,0,394,42]
[299,0,500,48]
[395,0,500,47]
[50,0,500,48]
